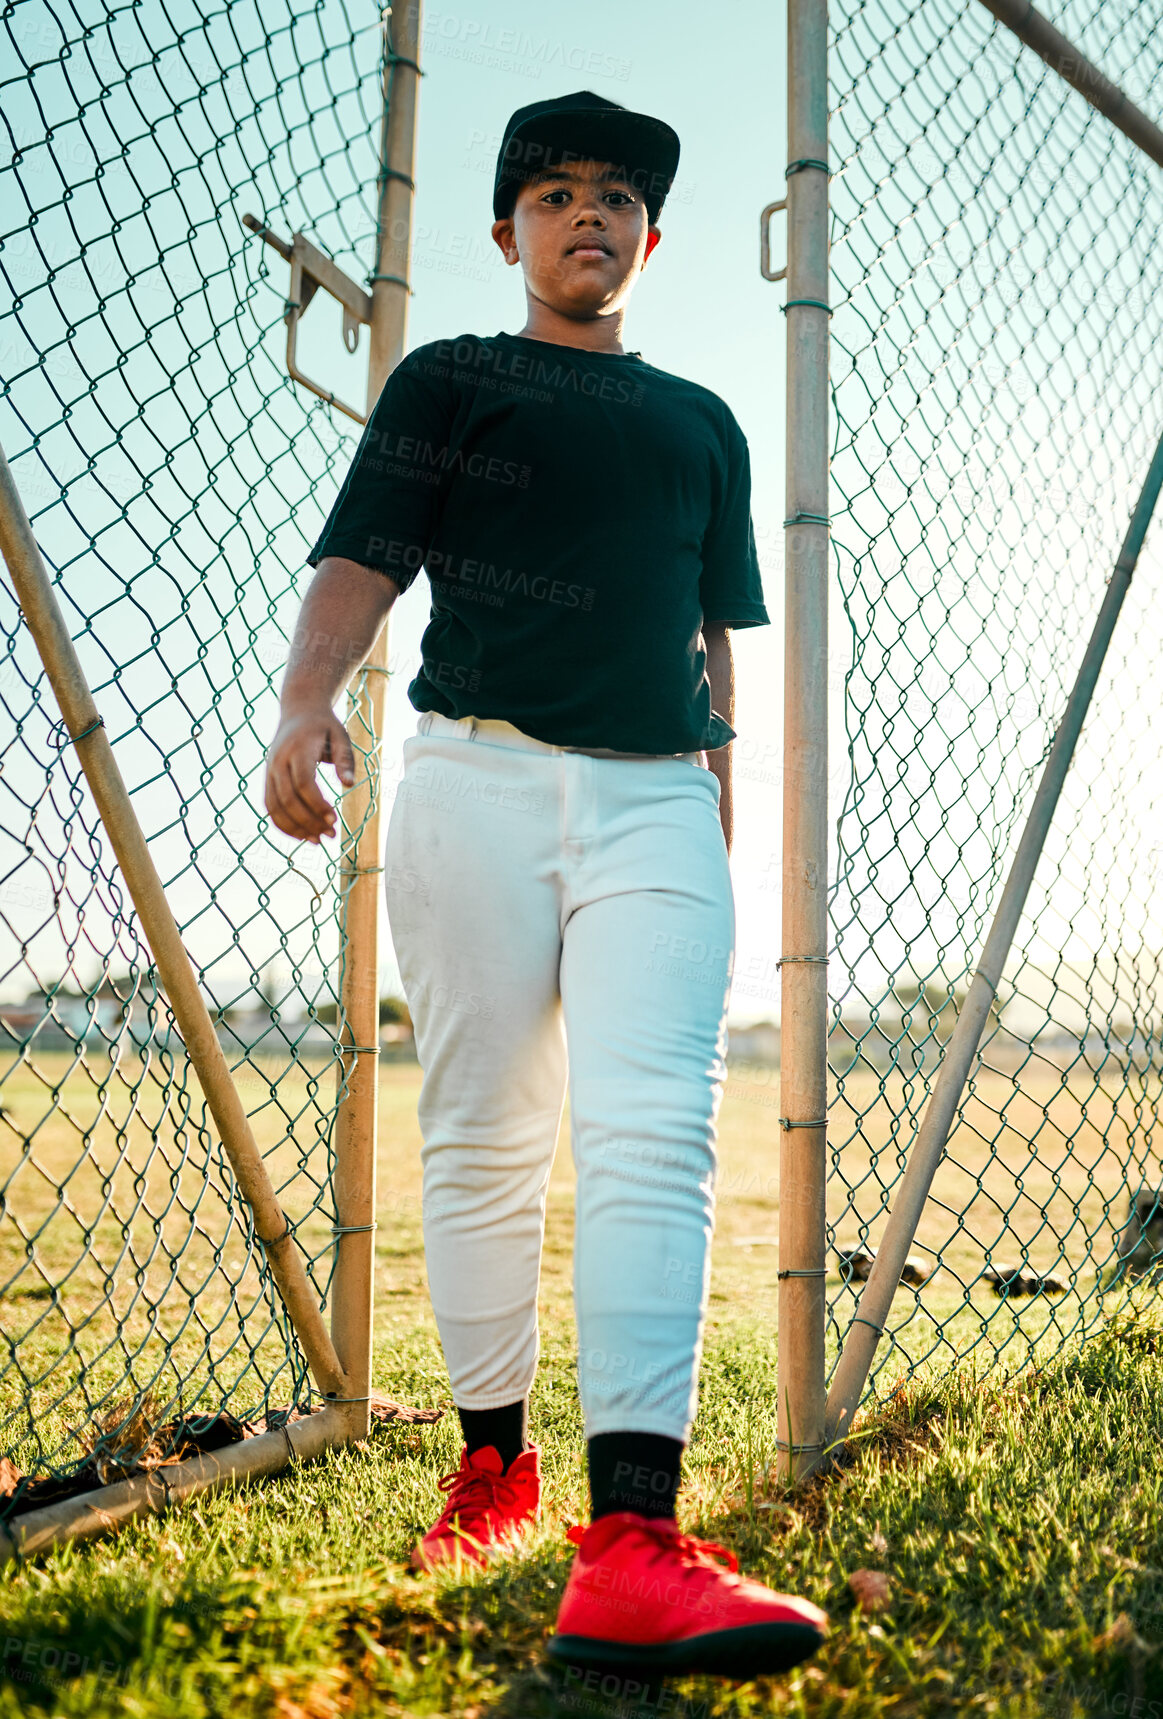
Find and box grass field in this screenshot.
[1,1289,1162,1714]
[2,1055,1163,1714]
[4,1047,1154,1446]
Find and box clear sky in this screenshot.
[304,0,1163,1034]
[3,0,1161,1046]
[377,0,793,1026]
[1,0,798,1027]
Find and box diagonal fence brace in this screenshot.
[824,422,1163,1452]
[0,441,352,1413]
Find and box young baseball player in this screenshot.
[264,90,828,1681]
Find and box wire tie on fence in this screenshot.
[779,1116,828,1130]
[324,1393,373,1404]
[778,1268,827,1279]
[357,663,390,678]
[368,272,413,294]
[377,166,416,189]
[785,158,830,176]
[784,512,831,527]
[339,1043,382,1055]
[774,1439,824,1452]
[850,1315,884,1335]
[330,1222,378,1235]
[972,968,999,998]
[260,1214,294,1250]
[385,52,424,75]
[51,714,105,750]
[776,955,829,967]
[781,299,833,315]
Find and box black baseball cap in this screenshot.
[493,90,680,226]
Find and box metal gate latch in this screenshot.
[242,214,372,424]
[760,198,788,282]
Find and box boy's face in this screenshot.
[491,159,660,320]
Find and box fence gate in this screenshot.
[776,0,1163,1474]
[0,0,422,1551]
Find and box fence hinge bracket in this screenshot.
[242,214,371,424]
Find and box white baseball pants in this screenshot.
[383,708,735,1441]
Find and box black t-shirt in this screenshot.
[306,331,770,754]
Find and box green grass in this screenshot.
[3,1299,1163,1718]
[4,1058,1162,1713]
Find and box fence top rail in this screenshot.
[977,0,1163,170]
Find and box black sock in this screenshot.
[456,1398,529,1471]
[588,1431,685,1522]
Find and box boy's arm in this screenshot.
[704,621,735,855]
[264,556,402,844]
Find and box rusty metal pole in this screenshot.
[777,0,830,1483]
[0,445,349,1409]
[329,0,422,1441]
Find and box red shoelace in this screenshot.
[567,1519,740,1574]
[433,1464,525,1529]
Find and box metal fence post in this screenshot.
[777,0,830,1483]
[329,0,422,1441]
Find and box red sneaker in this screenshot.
[547,1512,828,1680]
[409,1444,540,1571]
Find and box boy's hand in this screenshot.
[264,707,357,843]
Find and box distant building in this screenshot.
[0,978,154,1051]
[726,1020,780,1064]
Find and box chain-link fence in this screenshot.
[824,0,1163,1401]
[7,0,1163,1506]
[0,0,394,1489]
